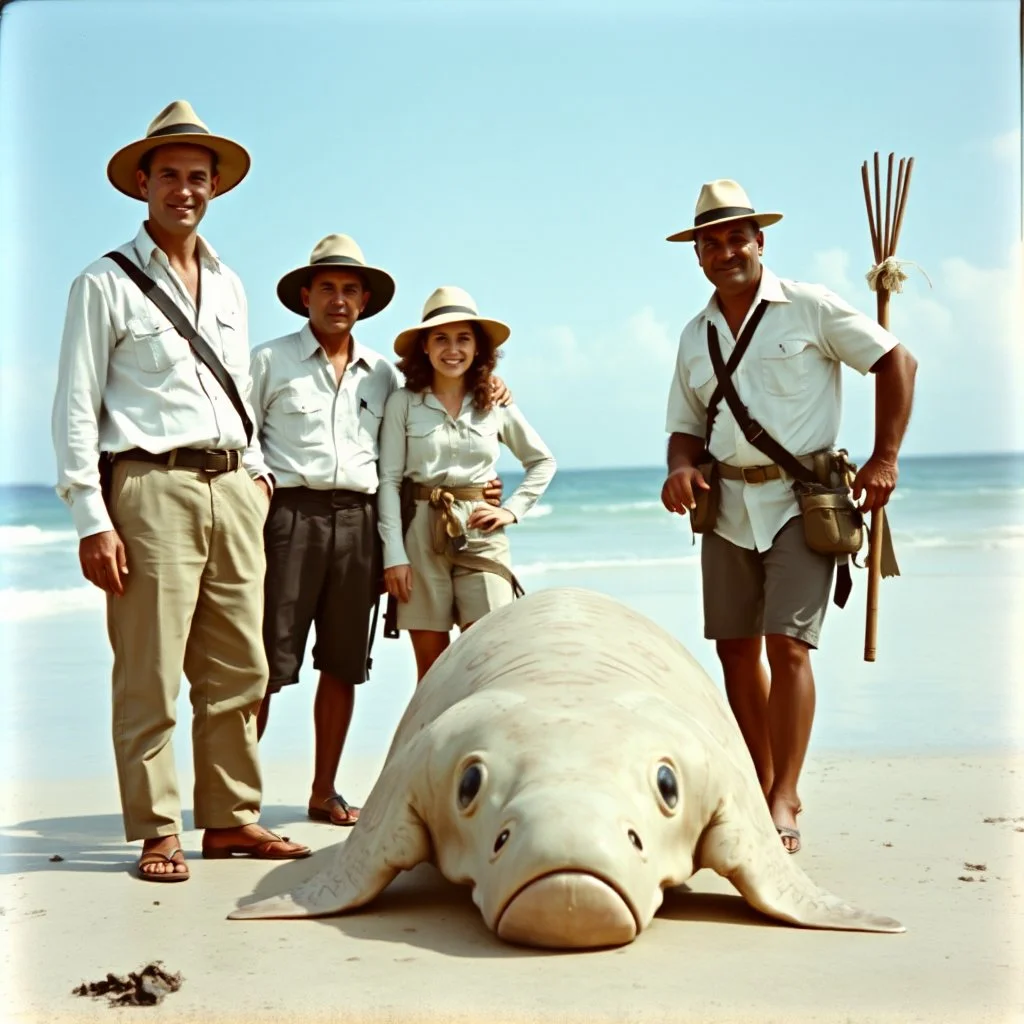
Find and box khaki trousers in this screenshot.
[106,461,269,841]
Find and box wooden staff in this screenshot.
[860,152,914,662]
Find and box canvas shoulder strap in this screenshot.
[706,310,816,485]
[104,250,253,445]
[703,298,771,449]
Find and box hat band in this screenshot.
[311,255,366,268]
[423,304,477,322]
[147,122,212,139]
[693,204,756,227]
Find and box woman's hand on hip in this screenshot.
[467,506,515,533]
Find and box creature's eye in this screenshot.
[457,762,484,810]
[494,829,510,853]
[656,764,679,809]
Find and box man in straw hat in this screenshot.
[250,237,510,827]
[51,100,311,881]
[660,179,918,853]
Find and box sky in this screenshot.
[0,0,1020,484]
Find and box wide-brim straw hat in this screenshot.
[666,178,783,242]
[276,234,396,319]
[393,286,510,358]
[106,99,251,200]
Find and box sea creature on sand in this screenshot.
[228,587,905,949]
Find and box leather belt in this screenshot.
[114,447,243,475]
[273,486,374,509]
[715,462,783,484]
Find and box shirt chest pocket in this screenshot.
[215,310,247,371]
[686,355,718,408]
[760,338,812,397]
[356,397,384,448]
[277,392,328,444]
[126,316,190,374]
[466,416,499,458]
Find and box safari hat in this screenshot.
[393,286,510,358]
[666,179,783,243]
[276,234,396,319]
[106,99,251,200]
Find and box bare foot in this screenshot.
[138,835,189,879]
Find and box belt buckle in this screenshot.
[741,465,766,485]
[203,448,231,475]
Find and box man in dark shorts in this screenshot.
[250,234,399,825]
[659,180,918,854]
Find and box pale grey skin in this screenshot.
[228,587,904,948]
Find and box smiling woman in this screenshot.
[377,285,557,684]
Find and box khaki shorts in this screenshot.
[701,515,835,648]
[397,499,516,632]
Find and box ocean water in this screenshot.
[1,453,1022,785]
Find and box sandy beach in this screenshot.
[3,460,1023,1022]
[2,750,1021,1024]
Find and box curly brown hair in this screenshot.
[396,321,501,411]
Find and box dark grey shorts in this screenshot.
[701,515,835,649]
[262,487,380,693]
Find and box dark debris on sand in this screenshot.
[72,961,183,1006]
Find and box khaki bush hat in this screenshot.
[666,179,783,242]
[393,286,510,358]
[276,234,396,319]
[107,99,251,200]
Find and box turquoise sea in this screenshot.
[2,453,1022,784]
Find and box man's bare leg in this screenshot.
[764,634,816,852]
[409,630,450,683]
[308,671,357,824]
[716,637,774,796]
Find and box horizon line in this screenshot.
[1,448,1022,490]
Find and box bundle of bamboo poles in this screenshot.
[859,152,912,663]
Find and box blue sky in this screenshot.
[0,0,1020,483]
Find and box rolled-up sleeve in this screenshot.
[377,388,410,568]
[665,331,707,437]
[51,273,115,539]
[815,287,900,373]
[497,404,556,523]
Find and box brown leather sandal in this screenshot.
[307,795,361,827]
[201,826,311,860]
[137,847,190,882]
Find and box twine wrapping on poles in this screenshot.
[865,256,932,294]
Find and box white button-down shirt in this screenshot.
[250,324,401,493]
[378,388,557,569]
[51,223,271,539]
[665,267,899,551]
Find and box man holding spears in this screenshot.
[659,178,918,852]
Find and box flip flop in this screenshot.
[137,847,190,882]
[776,826,802,855]
[308,795,360,827]
[202,828,311,860]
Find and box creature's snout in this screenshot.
[496,871,638,949]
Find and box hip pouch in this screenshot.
[794,450,864,557]
[689,456,720,534]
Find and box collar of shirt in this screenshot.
[295,321,377,372]
[131,222,221,275]
[416,388,476,418]
[698,265,791,337]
